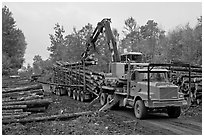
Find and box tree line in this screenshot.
[33,16,201,74]
[2,6,27,75]
[2,6,201,75]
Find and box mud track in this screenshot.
[2,78,202,135]
[111,107,202,135]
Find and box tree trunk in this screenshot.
[3,84,42,93]
[2,98,52,108]
[2,89,44,98]
[2,111,93,124]
[2,109,23,113]
[2,105,27,110]
[2,112,31,116]
[2,112,31,120]
[25,107,46,112]
[2,95,44,102]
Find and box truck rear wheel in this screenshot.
[167,107,181,118]
[107,95,113,103]
[73,90,76,100]
[56,88,61,96]
[68,90,72,97]
[50,85,56,94]
[100,93,107,106]
[76,90,80,101]
[134,100,147,119]
[80,91,85,102]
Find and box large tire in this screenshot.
[134,100,147,119]
[76,90,80,101]
[56,88,61,96]
[107,94,120,110]
[73,90,76,100]
[100,93,107,106]
[50,85,56,94]
[80,91,85,102]
[167,107,181,118]
[107,94,113,103]
[60,88,67,95]
[68,90,72,97]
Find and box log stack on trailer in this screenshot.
[51,60,104,102]
[2,84,52,123]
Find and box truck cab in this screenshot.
[101,64,187,119]
[130,68,185,103]
[125,67,187,119]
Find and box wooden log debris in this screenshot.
[2,94,44,102]
[3,84,42,93]
[3,112,32,116]
[25,107,46,112]
[2,111,93,124]
[2,105,27,110]
[2,109,23,114]
[2,112,32,120]
[2,98,52,107]
[2,89,44,98]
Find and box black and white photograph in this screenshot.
[2,1,202,135]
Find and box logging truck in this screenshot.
[49,18,197,119]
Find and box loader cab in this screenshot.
[109,52,144,79]
[120,52,143,63]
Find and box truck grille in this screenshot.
[159,87,178,100]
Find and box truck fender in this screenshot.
[133,96,142,105]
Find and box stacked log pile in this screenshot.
[169,64,202,105]
[2,84,52,124]
[53,61,105,96]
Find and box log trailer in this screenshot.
[49,18,202,119]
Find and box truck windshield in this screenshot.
[140,72,169,82]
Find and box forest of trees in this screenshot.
[2,6,201,75]
[34,16,201,74]
[2,6,27,75]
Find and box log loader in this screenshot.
[50,18,191,119]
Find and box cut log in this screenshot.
[2,98,52,108]
[3,84,42,93]
[2,95,44,102]
[2,109,23,113]
[2,112,32,116]
[2,105,27,110]
[2,111,93,124]
[2,112,31,119]
[2,89,44,98]
[25,107,46,112]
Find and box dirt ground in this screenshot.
[2,76,202,135]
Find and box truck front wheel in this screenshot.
[134,100,147,119]
[167,107,181,118]
[100,93,107,106]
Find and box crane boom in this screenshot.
[81,18,120,62]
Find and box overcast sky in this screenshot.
[2,2,202,66]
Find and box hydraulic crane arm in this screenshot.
[81,18,120,62]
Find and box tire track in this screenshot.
[145,119,201,135]
[111,108,202,135]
